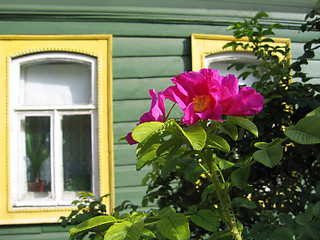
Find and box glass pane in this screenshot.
[209,61,257,87]
[25,116,51,193]
[22,61,92,106]
[62,115,92,192]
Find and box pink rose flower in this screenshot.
[125,89,165,145]
[163,69,224,125]
[163,69,264,125]
[218,74,264,116]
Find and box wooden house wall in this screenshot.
[0,1,319,238]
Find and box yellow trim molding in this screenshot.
[191,34,290,72]
[0,35,114,225]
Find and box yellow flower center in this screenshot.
[193,95,213,113]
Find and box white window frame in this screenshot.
[9,52,99,207]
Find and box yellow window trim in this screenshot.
[0,35,114,225]
[191,34,291,72]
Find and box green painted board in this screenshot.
[114,144,137,166]
[114,165,151,188]
[113,56,191,79]
[113,77,172,100]
[113,37,190,57]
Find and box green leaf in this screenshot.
[157,206,176,217]
[206,134,230,153]
[253,142,283,168]
[219,122,238,140]
[156,137,181,156]
[104,221,143,240]
[254,142,269,150]
[201,184,215,201]
[190,210,220,232]
[182,122,207,150]
[232,197,256,209]
[141,228,156,239]
[132,121,164,143]
[157,213,190,240]
[228,116,258,137]
[218,159,234,170]
[306,106,320,117]
[313,201,320,217]
[231,165,250,190]
[136,144,161,171]
[161,146,183,179]
[270,227,293,240]
[284,116,320,144]
[69,215,116,240]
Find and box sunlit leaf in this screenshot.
[132,122,164,143]
[228,116,258,137]
[104,221,144,240]
[206,134,230,153]
[190,210,220,232]
[284,116,320,144]
[182,122,207,150]
[69,216,116,240]
[157,213,190,240]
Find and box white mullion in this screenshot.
[52,110,63,205]
[92,110,99,198]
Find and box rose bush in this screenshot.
[67,66,320,240]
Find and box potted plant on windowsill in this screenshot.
[26,131,50,192]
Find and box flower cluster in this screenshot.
[126,68,264,144]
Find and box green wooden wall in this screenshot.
[0,0,319,238]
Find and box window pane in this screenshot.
[22,61,92,106]
[62,115,92,192]
[25,116,51,193]
[209,61,257,86]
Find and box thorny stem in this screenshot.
[200,152,243,240]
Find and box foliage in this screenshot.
[63,8,320,240]
[65,108,320,240]
[291,1,320,82]
[243,181,320,240]
[139,10,320,238]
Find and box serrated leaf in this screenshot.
[253,143,283,168]
[206,134,230,153]
[284,116,320,144]
[69,216,116,240]
[157,213,190,240]
[220,122,238,141]
[232,197,256,209]
[104,221,143,240]
[231,165,250,190]
[228,116,258,137]
[132,121,164,143]
[190,210,220,232]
